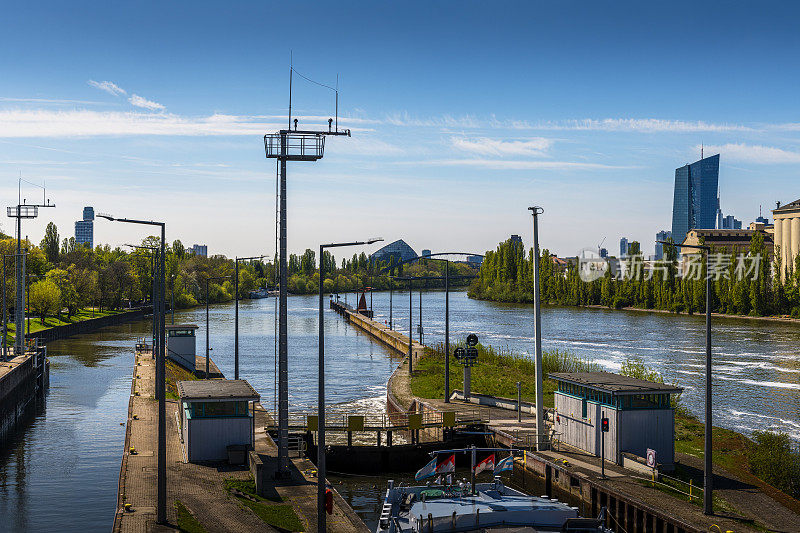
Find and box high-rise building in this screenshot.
[619,237,628,257]
[721,215,742,230]
[654,230,672,260]
[671,154,720,247]
[190,244,208,257]
[510,234,523,245]
[74,206,94,248]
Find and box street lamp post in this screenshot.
[204,275,231,379]
[660,239,713,514]
[99,213,167,525]
[235,255,266,380]
[528,207,545,451]
[317,238,382,533]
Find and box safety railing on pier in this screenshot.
[265,406,489,433]
[494,428,562,451]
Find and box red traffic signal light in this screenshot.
[325,488,333,514]
[601,417,609,432]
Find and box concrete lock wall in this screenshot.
[186,416,252,462]
[0,353,46,443]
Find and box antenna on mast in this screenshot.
[701,142,703,160]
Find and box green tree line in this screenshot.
[285,249,476,295]
[469,232,800,317]
[4,222,477,325]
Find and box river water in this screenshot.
[0,291,797,531]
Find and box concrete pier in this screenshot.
[115,346,368,532]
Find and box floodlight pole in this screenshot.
[265,123,350,478]
[317,238,382,533]
[235,255,266,380]
[660,239,713,514]
[529,207,545,451]
[99,214,166,525]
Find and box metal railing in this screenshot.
[7,205,38,218]
[631,471,704,502]
[263,133,325,160]
[264,406,488,432]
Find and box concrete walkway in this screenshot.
[115,349,369,532]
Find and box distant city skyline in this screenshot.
[2,2,800,258]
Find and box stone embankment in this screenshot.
[25,307,151,344]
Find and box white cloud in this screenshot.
[128,94,165,111]
[451,137,553,157]
[384,112,481,129]
[0,109,285,137]
[420,159,628,170]
[544,118,752,133]
[700,143,800,164]
[88,80,127,96]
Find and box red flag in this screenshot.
[474,454,495,475]
[436,454,455,474]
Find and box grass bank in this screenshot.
[5,307,126,343]
[224,477,304,531]
[410,344,600,407]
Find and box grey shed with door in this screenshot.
[166,324,198,370]
[178,379,260,463]
[550,372,682,468]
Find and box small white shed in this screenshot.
[177,379,260,463]
[166,324,199,370]
[550,372,683,468]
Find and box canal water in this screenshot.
[1,291,798,531]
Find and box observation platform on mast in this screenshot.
[264,128,350,162]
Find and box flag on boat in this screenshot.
[415,457,437,481]
[436,454,456,474]
[474,454,495,475]
[494,455,514,473]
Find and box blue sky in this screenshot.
[2,1,800,258]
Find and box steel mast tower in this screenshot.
[264,67,350,476]
[6,179,54,354]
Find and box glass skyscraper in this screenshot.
[671,154,719,246]
[75,206,94,249]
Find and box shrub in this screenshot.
[749,431,800,498]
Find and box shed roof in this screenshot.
[177,379,260,401]
[549,371,683,395]
[166,324,199,330]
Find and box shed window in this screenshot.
[581,398,588,418]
